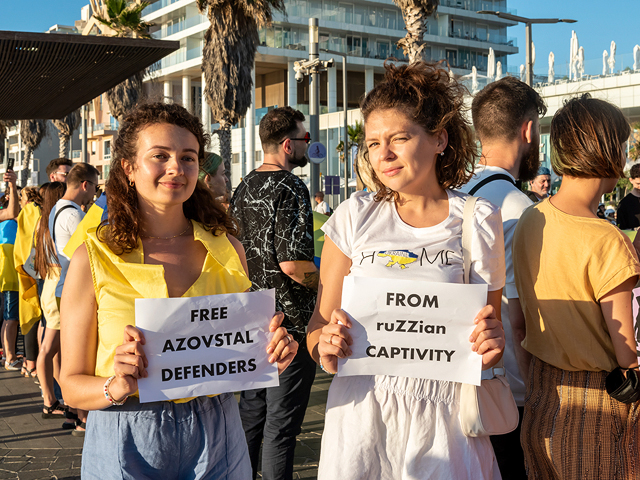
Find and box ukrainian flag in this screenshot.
[313,211,329,268]
[0,219,18,293]
[13,202,41,335]
[64,193,108,259]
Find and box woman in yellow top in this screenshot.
[513,94,640,479]
[59,103,298,479]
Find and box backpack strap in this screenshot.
[52,205,79,244]
[468,174,516,196]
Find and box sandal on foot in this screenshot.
[42,400,67,419]
[71,422,86,437]
[4,359,22,371]
[61,411,79,430]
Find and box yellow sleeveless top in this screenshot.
[85,220,251,403]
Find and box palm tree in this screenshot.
[19,120,48,186]
[105,72,145,124]
[92,0,152,38]
[197,0,286,178]
[394,0,439,64]
[85,1,151,123]
[52,111,81,159]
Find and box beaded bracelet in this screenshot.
[104,375,128,406]
[319,357,335,375]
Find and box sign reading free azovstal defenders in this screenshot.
[338,276,487,386]
[136,289,279,403]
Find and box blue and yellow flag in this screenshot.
[64,193,108,259]
[13,202,41,334]
[0,219,18,292]
[313,211,329,268]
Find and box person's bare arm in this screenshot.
[0,171,19,221]
[509,297,532,385]
[59,244,121,410]
[306,237,352,372]
[470,289,505,370]
[600,276,640,370]
[279,260,319,290]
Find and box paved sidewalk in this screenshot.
[0,366,330,479]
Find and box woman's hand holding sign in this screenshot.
[266,311,299,375]
[111,325,149,401]
[317,308,353,375]
[469,302,505,370]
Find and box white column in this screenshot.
[365,68,374,95]
[288,61,298,107]
[246,66,256,175]
[182,76,192,112]
[328,65,337,113]
[163,80,173,103]
[201,72,210,133]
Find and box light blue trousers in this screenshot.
[81,393,251,480]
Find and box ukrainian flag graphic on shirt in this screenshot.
[0,219,18,292]
[377,250,418,269]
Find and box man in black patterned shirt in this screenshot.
[230,106,318,480]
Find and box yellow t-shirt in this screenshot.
[85,220,252,403]
[513,199,640,372]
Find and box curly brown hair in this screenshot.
[359,61,477,202]
[99,102,238,254]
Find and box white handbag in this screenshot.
[459,196,519,437]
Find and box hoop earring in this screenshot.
[129,180,135,187]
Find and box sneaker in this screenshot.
[4,359,23,371]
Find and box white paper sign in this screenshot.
[136,289,279,403]
[338,276,487,386]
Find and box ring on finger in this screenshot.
[285,334,293,345]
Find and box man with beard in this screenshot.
[459,76,546,480]
[230,106,318,480]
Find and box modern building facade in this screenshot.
[141,0,518,202]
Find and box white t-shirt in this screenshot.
[322,189,505,290]
[459,164,533,406]
[49,199,85,297]
[314,200,329,214]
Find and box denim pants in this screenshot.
[82,393,251,480]
[239,345,317,480]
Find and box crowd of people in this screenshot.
[0,60,639,480]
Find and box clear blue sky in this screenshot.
[505,0,637,73]
[0,0,636,74]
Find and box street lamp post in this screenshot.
[320,48,348,202]
[308,18,320,197]
[477,11,576,86]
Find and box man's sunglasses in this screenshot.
[85,179,102,196]
[279,132,311,144]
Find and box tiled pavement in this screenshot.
[0,367,331,480]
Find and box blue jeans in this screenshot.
[82,393,251,480]
[239,345,317,480]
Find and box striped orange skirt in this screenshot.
[521,357,640,479]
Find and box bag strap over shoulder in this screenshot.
[52,205,78,244]
[462,196,477,285]
[468,174,515,196]
[462,196,505,377]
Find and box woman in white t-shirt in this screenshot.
[307,62,507,479]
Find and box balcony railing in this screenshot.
[143,0,181,16]
[440,0,517,15]
[150,14,207,39]
[155,45,203,70]
[95,123,118,131]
